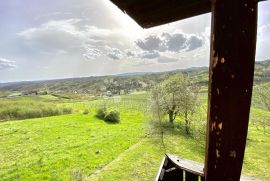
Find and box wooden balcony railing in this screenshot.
[156,154,204,181]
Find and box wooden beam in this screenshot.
[110,0,211,28]
[205,0,258,180]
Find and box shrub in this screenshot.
[63,107,73,114]
[82,109,89,115]
[104,111,120,123]
[96,107,107,119]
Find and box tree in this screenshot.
[150,74,199,134]
[252,84,270,133]
[256,85,270,111]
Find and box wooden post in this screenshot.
[205,0,258,180]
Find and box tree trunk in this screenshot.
[168,110,174,123]
[185,110,189,134]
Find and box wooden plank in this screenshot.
[156,155,184,181]
[155,156,166,181]
[205,0,258,180]
[167,154,204,177]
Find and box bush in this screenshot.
[96,107,107,119]
[82,109,89,115]
[63,107,73,114]
[104,111,120,123]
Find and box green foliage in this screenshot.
[0,60,269,97]
[104,111,120,123]
[253,84,270,111]
[82,109,90,115]
[63,107,73,114]
[150,74,199,134]
[96,107,107,119]
[251,84,270,132]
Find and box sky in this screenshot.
[0,0,270,82]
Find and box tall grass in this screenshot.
[0,97,72,121]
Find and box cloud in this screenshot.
[135,35,166,52]
[186,35,203,51]
[83,47,102,60]
[0,58,16,70]
[140,51,160,59]
[18,19,132,59]
[17,18,203,65]
[18,19,85,52]
[162,33,186,52]
[157,56,178,64]
[106,47,123,60]
[131,61,156,67]
[136,32,204,53]
[126,50,136,57]
[258,24,270,42]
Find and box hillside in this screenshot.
[0,59,269,96]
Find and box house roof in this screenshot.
[109,0,211,28]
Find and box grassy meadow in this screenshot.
[0,90,269,180]
[0,96,72,121]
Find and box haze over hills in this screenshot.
[0,59,269,96]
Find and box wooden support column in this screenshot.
[205,0,258,180]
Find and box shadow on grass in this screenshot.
[145,120,206,160]
[94,115,120,125]
[147,120,201,138]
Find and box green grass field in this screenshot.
[0,96,73,121]
[0,93,269,180]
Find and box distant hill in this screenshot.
[116,66,208,77]
[0,59,269,95]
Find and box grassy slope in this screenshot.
[0,93,269,180]
[0,96,73,121]
[0,111,145,180]
[89,127,269,181]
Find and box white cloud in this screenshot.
[17,18,207,66]
[157,56,179,64]
[140,51,160,59]
[0,58,16,70]
[257,24,270,42]
[18,19,133,59]
[256,24,270,61]
[18,19,85,53]
[19,19,83,39]
[105,47,123,60]
[83,47,102,60]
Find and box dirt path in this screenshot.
[241,175,268,181]
[86,139,144,180]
